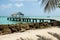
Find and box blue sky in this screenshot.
[0,0,60,16]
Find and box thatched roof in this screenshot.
[16,12,24,15]
[11,12,24,16]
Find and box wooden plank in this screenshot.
[7,17,58,23]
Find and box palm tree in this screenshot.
[58,2,60,8]
[41,0,60,12]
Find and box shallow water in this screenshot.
[0,16,60,24]
[0,16,21,24]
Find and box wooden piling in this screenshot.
[7,17,57,23]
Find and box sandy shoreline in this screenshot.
[0,27,60,40]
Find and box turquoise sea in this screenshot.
[0,16,60,24]
[0,16,20,24]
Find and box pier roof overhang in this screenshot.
[16,12,24,16]
[11,12,24,17]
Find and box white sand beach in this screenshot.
[0,27,60,40]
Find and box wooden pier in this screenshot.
[7,17,57,23]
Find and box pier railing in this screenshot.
[7,17,58,23]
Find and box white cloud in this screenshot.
[0,4,12,9]
[0,3,24,10]
[15,3,24,7]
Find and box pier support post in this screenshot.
[26,19,29,22]
[32,19,37,23]
[10,18,11,20]
[22,19,24,22]
[7,17,55,23]
[7,18,9,20]
[32,19,34,23]
[39,20,41,22]
[22,19,26,22]
[29,19,31,22]
[41,19,44,22]
[19,19,21,21]
[50,20,54,23]
[35,19,37,23]
[13,18,14,21]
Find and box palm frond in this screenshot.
[42,0,59,12]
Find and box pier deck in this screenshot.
[7,17,58,23]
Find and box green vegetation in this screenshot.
[42,0,60,12]
[0,21,59,35]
